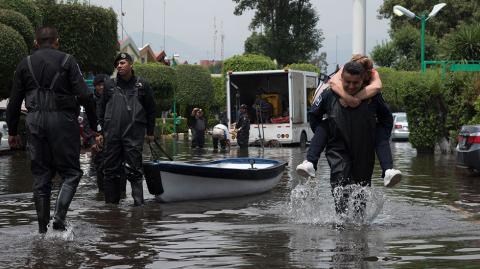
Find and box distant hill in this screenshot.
[130,32,205,64]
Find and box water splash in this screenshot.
[44,221,75,241]
[284,178,386,227]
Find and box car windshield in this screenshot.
[396,115,407,122]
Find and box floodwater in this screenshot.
[0,139,480,268]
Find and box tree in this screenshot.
[40,2,118,74]
[371,41,397,68]
[0,0,41,29]
[175,65,213,116]
[0,9,34,48]
[378,0,480,39]
[222,54,277,74]
[309,52,328,74]
[134,63,176,113]
[370,25,438,70]
[233,0,323,65]
[440,23,480,61]
[0,23,28,98]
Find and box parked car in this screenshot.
[391,112,409,141]
[456,125,480,172]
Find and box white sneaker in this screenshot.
[384,169,402,187]
[296,160,316,178]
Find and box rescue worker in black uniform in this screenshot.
[96,53,156,206]
[91,74,109,192]
[6,27,97,233]
[309,61,378,217]
[235,104,250,149]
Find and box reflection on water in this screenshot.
[0,140,480,268]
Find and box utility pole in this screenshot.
[213,16,217,61]
[220,20,225,61]
[142,0,145,47]
[163,0,166,52]
[120,0,124,40]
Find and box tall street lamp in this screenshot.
[393,3,446,72]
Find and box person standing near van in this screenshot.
[6,26,97,233]
[235,104,250,149]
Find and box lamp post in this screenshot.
[393,3,446,72]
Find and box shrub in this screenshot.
[211,75,226,112]
[222,54,276,74]
[134,63,176,112]
[175,65,213,116]
[0,9,33,48]
[401,71,444,152]
[0,0,41,29]
[286,63,320,73]
[0,23,28,98]
[41,2,118,74]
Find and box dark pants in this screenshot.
[191,129,205,148]
[237,135,249,149]
[213,137,227,150]
[103,127,145,204]
[375,127,393,177]
[27,111,82,199]
[93,150,105,192]
[27,111,82,232]
[307,122,393,176]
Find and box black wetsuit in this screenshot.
[309,88,377,214]
[6,47,96,233]
[235,111,250,149]
[97,74,156,205]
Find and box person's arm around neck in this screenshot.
[354,69,382,100]
[330,67,361,107]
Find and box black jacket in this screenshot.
[97,74,156,136]
[309,88,377,185]
[6,47,96,135]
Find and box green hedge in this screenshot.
[0,9,33,48]
[134,63,175,112]
[287,63,320,73]
[379,67,480,152]
[211,76,226,112]
[401,71,444,152]
[175,65,213,116]
[222,54,276,74]
[0,0,41,29]
[0,23,28,98]
[41,2,117,74]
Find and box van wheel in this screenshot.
[300,132,307,148]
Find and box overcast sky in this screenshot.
[90,0,391,72]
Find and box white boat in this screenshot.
[143,158,287,202]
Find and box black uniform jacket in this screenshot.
[6,47,96,135]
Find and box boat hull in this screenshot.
[143,158,287,202]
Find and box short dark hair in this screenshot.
[35,26,58,47]
[342,61,365,76]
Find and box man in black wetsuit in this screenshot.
[96,53,156,206]
[309,61,379,217]
[6,26,97,233]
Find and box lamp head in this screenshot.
[393,5,417,19]
[428,3,446,19]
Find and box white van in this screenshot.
[226,69,319,146]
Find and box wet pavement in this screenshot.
[0,139,480,268]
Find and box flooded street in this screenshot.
[1,140,480,268]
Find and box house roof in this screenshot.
[118,36,140,58]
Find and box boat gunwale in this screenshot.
[143,158,287,181]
